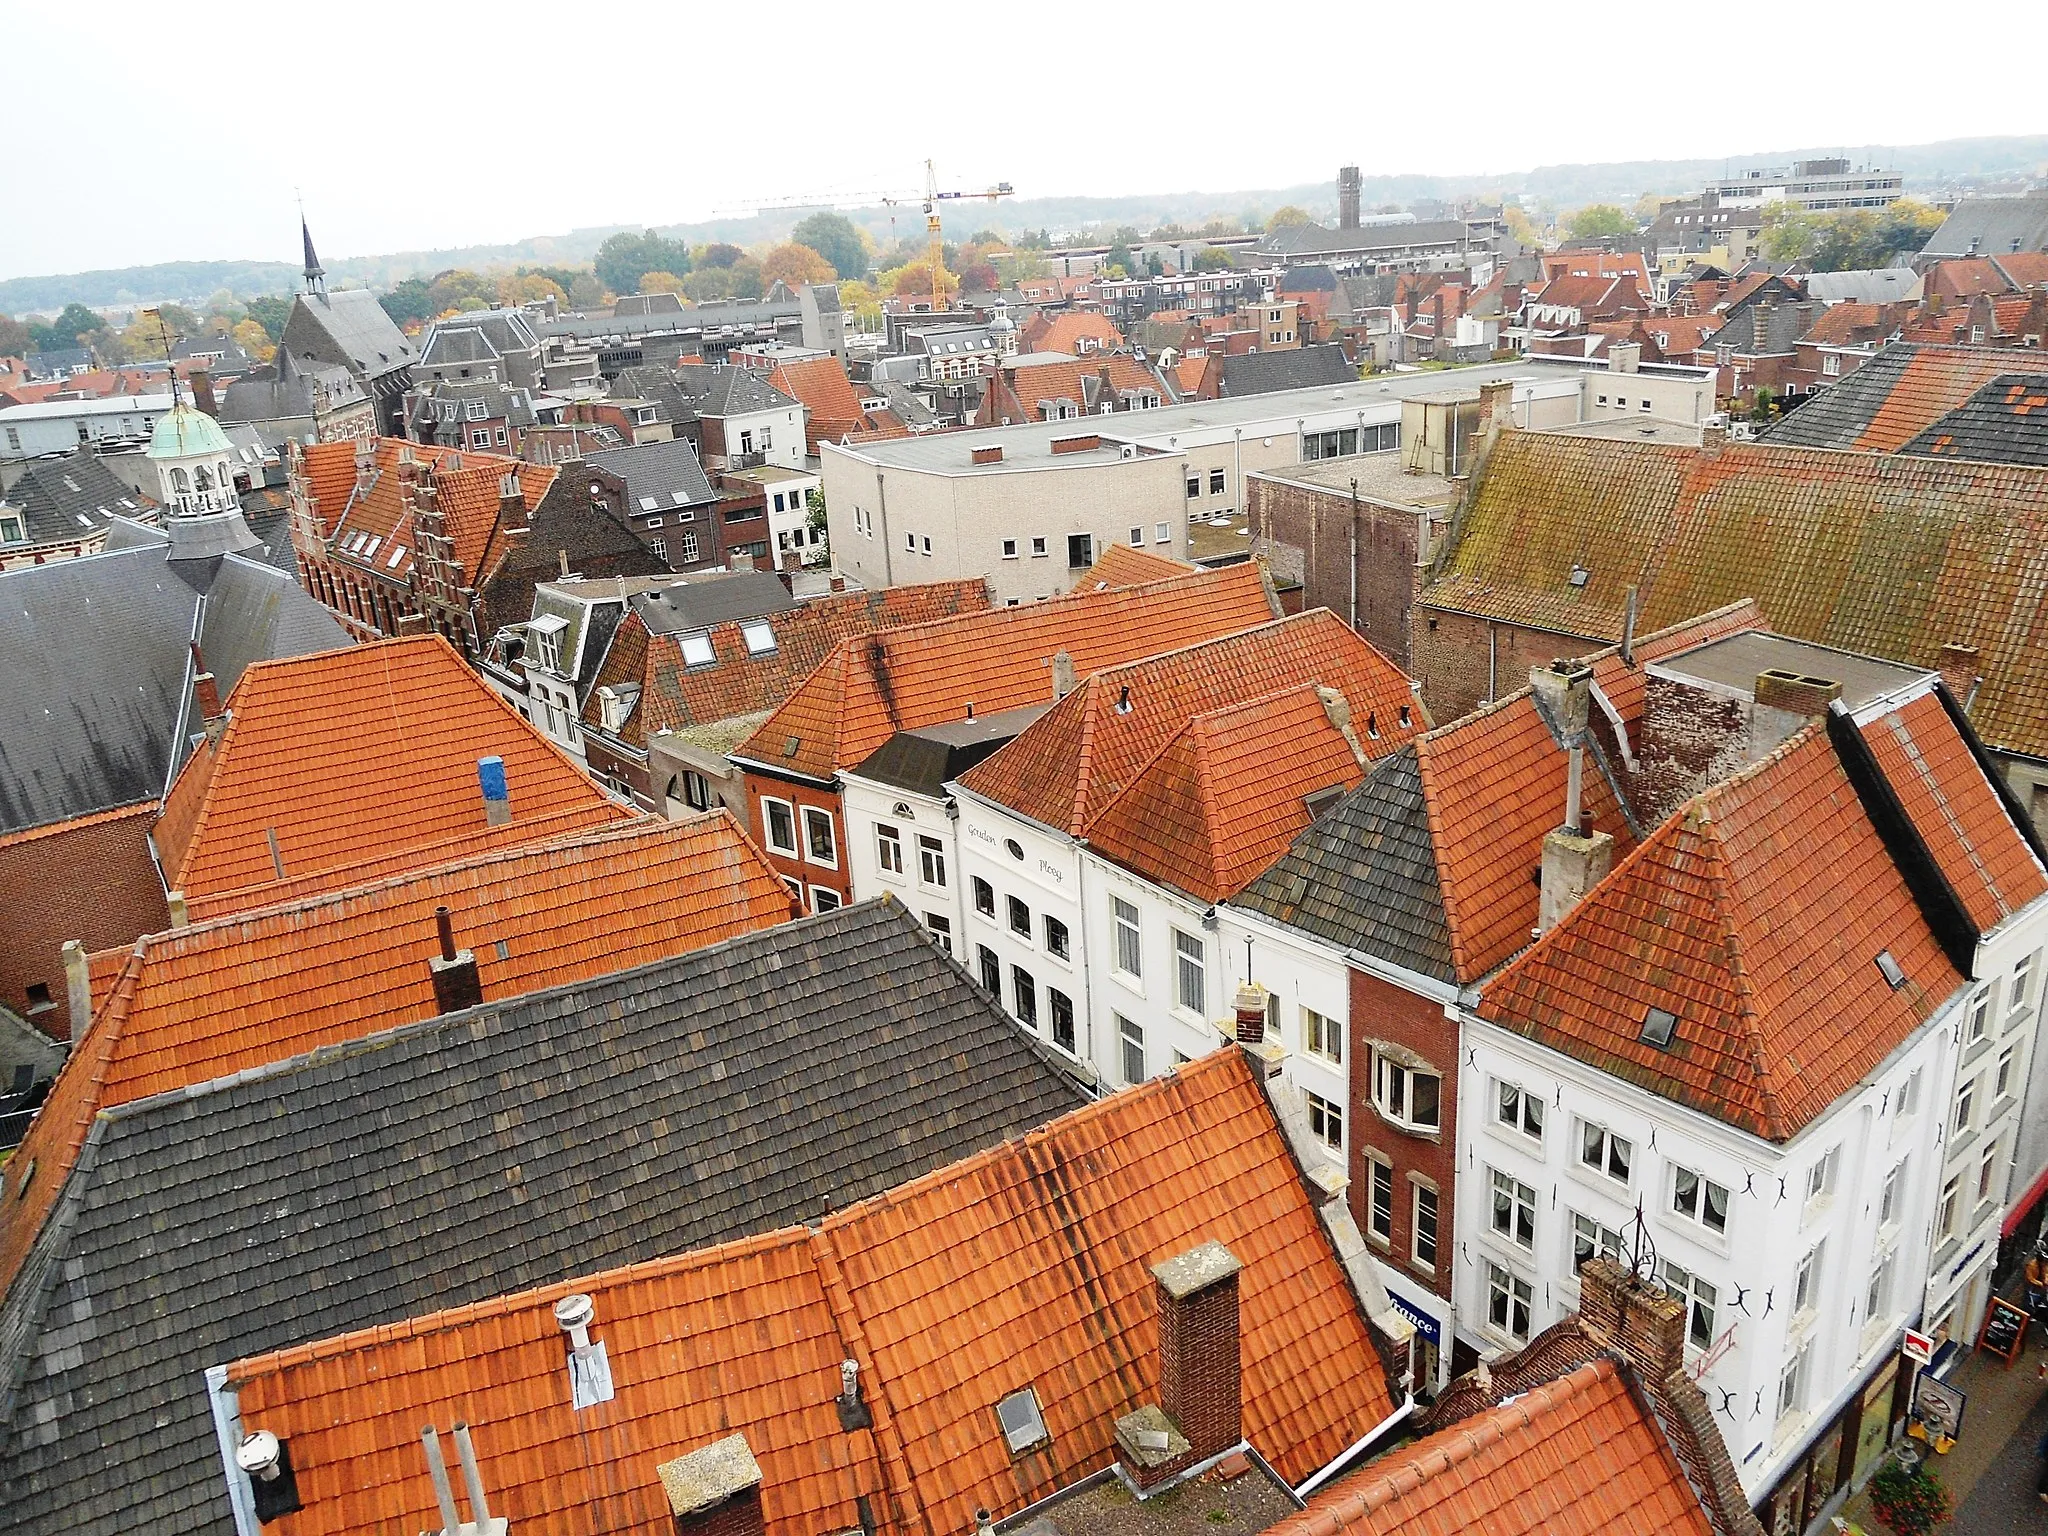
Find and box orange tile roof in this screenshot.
[0,815,788,1313]
[767,356,873,452]
[1419,603,1761,985]
[740,564,1278,782]
[154,635,627,916]
[1086,685,1366,902]
[594,579,992,748]
[1078,542,1193,588]
[1020,310,1126,355]
[1421,427,2048,760]
[1273,1357,1713,1536]
[961,609,1419,838]
[987,355,1164,423]
[1480,720,1966,1140]
[298,437,556,582]
[1863,691,2047,933]
[223,1048,1394,1536]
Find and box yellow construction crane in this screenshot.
[712,162,1012,311]
[919,160,1013,311]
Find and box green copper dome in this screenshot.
[148,402,235,461]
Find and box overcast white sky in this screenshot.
[5,0,2047,280]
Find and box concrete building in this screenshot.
[1707,159,1901,213]
[820,363,1582,607]
[0,393,171,461]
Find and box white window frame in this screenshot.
[1411,1182,1440,1271]
[1494,1079,1544,1143]
[1484,1259,1533,1343]
[761,796,798,857]
[916,833,947,890]
[1112,897,1142,979]
[1669,1163,1730,1237]
[1937,1174,1961,1242]
[971,876,996,919]
[800,805,838,869]
[1775,1344,1811,1428]
[1792,1241,1824,1322]
[1118,1013,1145,1085]
[1576,1119,1633,1186]
[809,885,842,914]
[1488,1167,1537,1250]
[1303,1007,1342,1065]
[875,822,906,879]
[1570,1211,1623,1275]
[1372,1053,1442,1134]
[1043,913,1070,963]
[1172,928,1206,1017]
[1304,1091,1344,1153]
[1965,986,1991,1044]
[1661,1258,1719,1351]
[1008,895,1033,941]
[1366,1155,1394,1247]
[1954,1075,1977,1136]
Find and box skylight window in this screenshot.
[671,490,689,505]
[639,496,660,512]
[741,621,777,657]
[1640,1007,1678,1049]
[1876,950,1907,989]
[995,1388,1048,1453]
[680,632,716,668]
[386,544,407,569]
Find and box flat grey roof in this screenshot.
[831,361,1578,475]
[1250,448,1456,505]
[1655,630,1926,711]
[1542,416,1706,445]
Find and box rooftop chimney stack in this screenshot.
[478,756,511,827]
[656,1434,766,1536]
[1115,1241,1244,1491]
[1232,981,1268,1045]
[1531,660,1615,934]
[61,939,90,1040]
[1575,1257,1687,1384]
[1050,650,1077,700]
[191,369,219,417]
[1936,642,1982,706]
[428,905,484,1015]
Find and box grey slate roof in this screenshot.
[0,527,347,832]
[1257,219,1471,259]
[1,450,153,544]
[585,436,718,512]
[626,569,797,634]
[610,364,698,427]
[540,295,800,344]
[280,288,416,382]
[677,363,799,417]
[1233,746,1455,983]
[0,899,1088,1536]
[1804,268,1920,304]
[217,347,363,427]
[1921,194,2048,259]
[1701,300,1825,356]
[1759,344,1920,448]
[1218,344,1357,397]
[1899,373,2048,466]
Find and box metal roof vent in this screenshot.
[1639,1007,1678,1049]
[234,1429,302,1522]
[1568,562,1591,587]
[1876,950,1907,990]
[555,1292,615,1410]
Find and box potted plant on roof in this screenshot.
[1868,1449,1952,1536]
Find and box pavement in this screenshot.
[1837,1319,2048,1533]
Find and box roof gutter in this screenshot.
[1293,1393,1415,1500]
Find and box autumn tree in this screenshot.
[232,318,276,362]
[32,303,108,353]
[789,212,869,280]
[1266,206,1315,230]
[426,270,495,317]
[1757,202,1942,271]
[637,271,689,296]
[593,230,694,295]
[498,272,566,307]
[957,261,1000,293]
[681,268,734,302]
[889,259,957,303]
[1191,248,1235,272]
[698,242,743,269]
[0,313,32,356]
[761,242,835,288]
[568,272,606,308]
[1566,204,1636,240]
[245,293,295,341]
[377,279,435,328]
[727,257,765,300]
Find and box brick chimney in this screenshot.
[1753,668,1842,718]
[656,1433,765,1536]
[61,939,91,1040]
[1477,379,1515,440]
[1232,981,1267,1044]
[1575,1255,1686,1392]
[1530,660,1614,934]
[1050,649,1077,700]
[1700,420,1728,457]
[190,369,219,417]
[1937,642,1981,705]
[428,906,483,1015]
[1116,1241,1243,1491]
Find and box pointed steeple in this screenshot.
[301,215,326,294]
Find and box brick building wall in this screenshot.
[1409,605,1605,725]
[1248,478,1426,669]
[742,769,851,914]
[0,803,170,1040]
[1349,967,1458,1305]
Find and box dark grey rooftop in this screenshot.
[677,363,799,417]
[1759,343,1922,449]
[280,288,416,381]
[625,569,799,633]
[1218,346,1358,398]
[1233,747,1454,984]
[540,295,800,344]
[585,436,718,513]
[1256,219,1472,259]
[851,704,1051,798]
[0,526,347,832]
[0,898,1089,1536]
[1,450,154,545]
[1921,194,2048,260]
[1898,372,2048,467]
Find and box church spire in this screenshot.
[301,214,326,295]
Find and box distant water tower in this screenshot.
[1338,166,1362,230]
